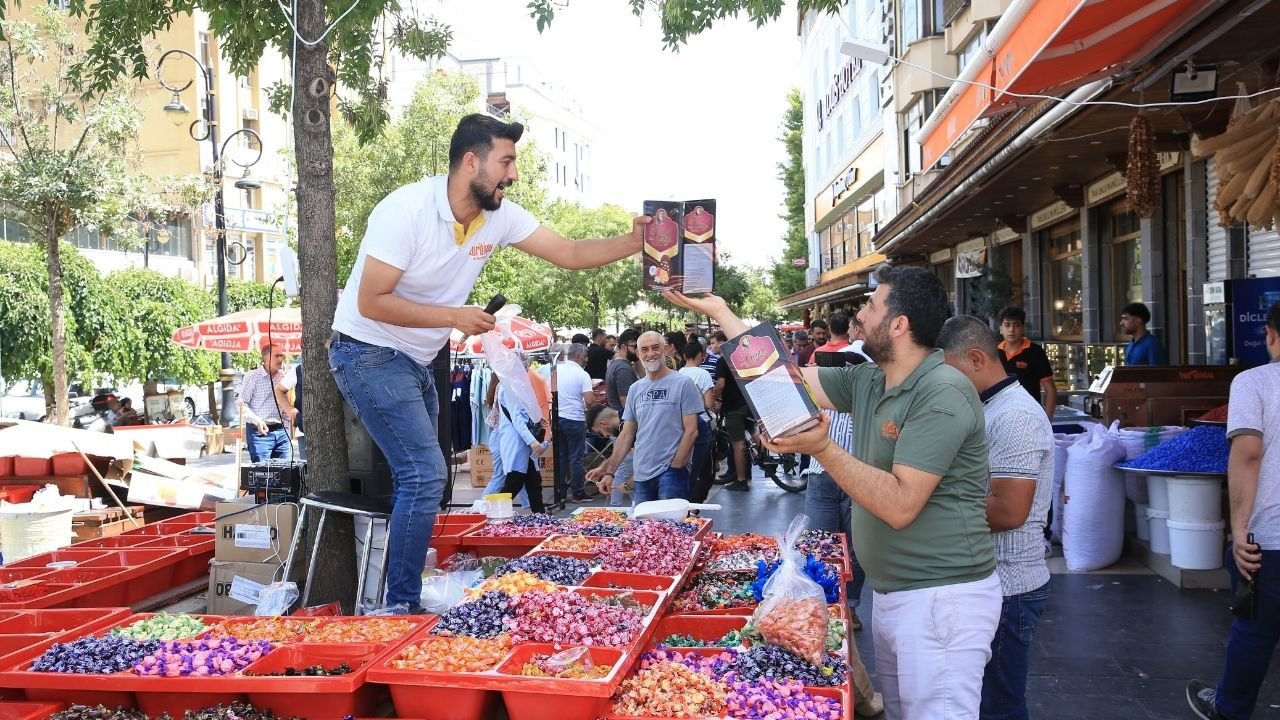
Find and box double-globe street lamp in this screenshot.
[157,48,264,426]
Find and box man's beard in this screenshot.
[862,317,893,364]
[470,171,511,211]
[627,351,639,363]
[642,359,663,374]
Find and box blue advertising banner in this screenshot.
[1231,277,1280,366]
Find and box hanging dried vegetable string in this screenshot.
[1126,115,1159,218]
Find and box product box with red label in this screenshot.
[722,323,821,438]
[642,198,716,293]
[214,500,297,563]
[208,559,284,615]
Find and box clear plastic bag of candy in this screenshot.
[750,514,828,664]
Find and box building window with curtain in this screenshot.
[1110,202,1142,338]
[857,196,876,256]
[901,0,946,46]
[1045,220,1084,340]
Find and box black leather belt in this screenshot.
[265,423,285,432]
[331,331,368,345]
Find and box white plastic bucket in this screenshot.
[1134,502,1150,542]
[1167,476,1224,523]
[1167,519,1226,570]
[0,509,73,562]
[1147,475,1170,512]
[1146,507,1171,554]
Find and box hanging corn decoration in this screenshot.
[1192,99,1280,228]
[1126,116,1159,218]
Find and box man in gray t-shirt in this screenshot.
[588,331,702,503]
[605,329,640,413]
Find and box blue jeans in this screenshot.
[557,418,587,497]
[246,428,292,462]
[329,340,447,608]
[804,471,865,607]
[635,465,691,504]
[980,581,1050,720]
[1214,548,1280,719]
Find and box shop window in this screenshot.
[1045,221,1083,340]
[934,261,955,307]
[857,196,876,257]
[956,23,988,71]
[989,240,1024,309]
[1110,203,1142,338]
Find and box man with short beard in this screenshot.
[329,113,648,612]
[667,265,999,719]
[588,331,703,503]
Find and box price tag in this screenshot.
[234,524,272,549]
[229,575,265,604]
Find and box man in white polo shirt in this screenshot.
[329,114,645,611]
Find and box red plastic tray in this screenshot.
[0,569,47,584]
[497,644,625,720]
[0,608,132,638]
[650,614,750,650]
[604,685,849,720]
[0,702,65,720]
[72,535,156,550]
[581,571,676,593]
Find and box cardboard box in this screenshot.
[214,501,297,563]
[471,465,492,488]
[208,559,283,615]
[469,446,493,470]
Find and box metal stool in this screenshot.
[282,490,392,612]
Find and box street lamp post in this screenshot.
[157,49,264,426]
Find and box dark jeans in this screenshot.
[804,470,866,607]
[246,427,291,462]
[635,465,691,503]
[501,459,545,514]
[689,417,713,503]
[1214,548,1280,719]
[557,418,587,497]
[329,340,447,609]
[980,581,1050,720]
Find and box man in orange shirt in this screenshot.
[997,306,1057,420]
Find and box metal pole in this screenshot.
[205,67,235,427]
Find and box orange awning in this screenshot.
[921,0,1205,169]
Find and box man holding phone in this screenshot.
[1187,300,1280,720]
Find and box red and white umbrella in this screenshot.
[449,316,554,355]
[171,308,303,355]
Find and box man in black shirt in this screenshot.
[586,328,612,381]
[996,306,1057,419]
[714,354,753,492]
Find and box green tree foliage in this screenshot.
[539,201,640,330]
[772,89,808,303]
[0,5,156,423]
[105,268,219,386]
[0,241,120,390]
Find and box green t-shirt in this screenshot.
[818,350,995,593]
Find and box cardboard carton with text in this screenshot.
[642,198,717,293]
[208,559,283,615]
[214,500,297,563]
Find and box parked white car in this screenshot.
[0,380,96,422]
[116,379,215,422]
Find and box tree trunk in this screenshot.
[46,229,69,426]
[292,0,355,611]
[591,294,600,332]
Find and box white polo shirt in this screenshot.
[333,176,541,364]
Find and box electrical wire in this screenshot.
[1044,125,1130,142]
[273,0,365,47]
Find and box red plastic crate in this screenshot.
[604,685,849,720]
[0,702,65,720]
[651,614,750,649]
[238,642,386,717]
[72,535,155,550]
[0,458,11,476]
[49,453,87,476]
[496,644,625,720]
[385,684,499,720]
[0,608,131,639]
[5,550,109,570]
[581,571,676,593]
[11,458,49,477]
[0,569,48,585]
[0,636,54,669]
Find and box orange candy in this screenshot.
[468,571,559,597]
[306,618,417,643]
[390,635,512,672]
[208,618,319,643]
[541,535,600,553]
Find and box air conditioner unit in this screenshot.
[806,267,820,287]
[243,107,260,121]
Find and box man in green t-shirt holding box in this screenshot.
[666,265,999,719]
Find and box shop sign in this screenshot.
[829,166,860,208]
[1086,171,1126,206]
[993,227,1020,245]
[1158,152,1181,173]
[955,238,987,279]
[1204,281,1225,305]
[1030,200,1074,231]
[930,248,952,264]
[816,56,865,131]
